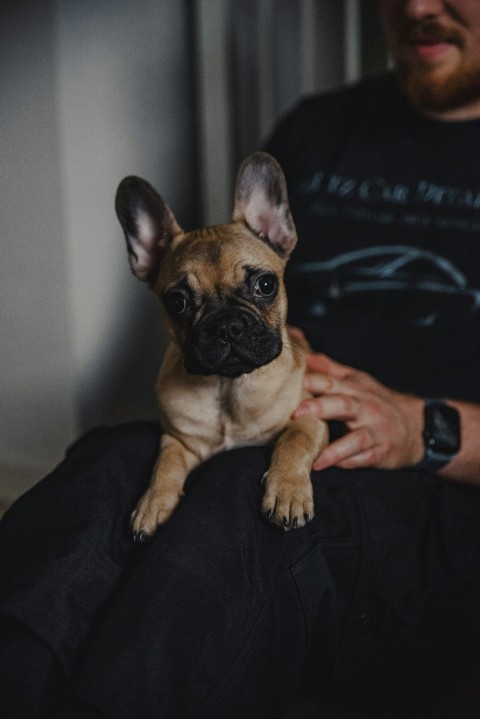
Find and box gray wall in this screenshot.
[1,0,77,485]
[0,0,196,496]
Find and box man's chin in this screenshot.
[398,61,480,115]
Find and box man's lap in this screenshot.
[0,421,479,714]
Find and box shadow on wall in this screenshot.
[78,284,167,432]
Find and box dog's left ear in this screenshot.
[232,151,297,257]
[115,176,182,283]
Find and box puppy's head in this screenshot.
[115,152,297,378]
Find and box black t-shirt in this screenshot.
[264,73,480,402]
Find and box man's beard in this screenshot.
[396,20,480,114]
[398,59,480,114]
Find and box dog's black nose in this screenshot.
[212,314,244,342]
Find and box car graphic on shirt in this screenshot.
[288,245,480,327]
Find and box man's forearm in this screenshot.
[440,400,480,485]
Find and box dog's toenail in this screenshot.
[133,530,149,543]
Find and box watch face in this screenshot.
[424,401,461,455]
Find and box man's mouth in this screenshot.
[411,40,454,60]
[402,22,463,60]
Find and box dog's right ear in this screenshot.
[232,151,297,258]
[115,176,182,283]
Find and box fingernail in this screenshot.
[293,402,311,418]
[313,457,328,471]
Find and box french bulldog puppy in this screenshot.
[115,152,328,540]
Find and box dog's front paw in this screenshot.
[130,487,184,541]
[261,471,314,530]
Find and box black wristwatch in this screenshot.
[414,399,461,473]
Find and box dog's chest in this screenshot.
[158,373,296,460]
[157,343,305,461]
[171,385,282,455]
[216,386,280,449]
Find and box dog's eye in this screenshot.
[165,290,190,315]
[253,274,277,298]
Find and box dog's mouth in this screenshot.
[185,353,261,379]
[183,309,282,378]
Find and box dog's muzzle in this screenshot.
[184,308,282,378]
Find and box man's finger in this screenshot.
[335,448,379,469]
[303,372,335,394]
[304,371,361,397]
[306,353,352,378]
[312,428,373,470]
[294,395,359,422]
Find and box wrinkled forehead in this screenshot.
[159,224,285,293]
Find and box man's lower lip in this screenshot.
[411,41,453,59]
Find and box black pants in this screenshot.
[0,422,479,719]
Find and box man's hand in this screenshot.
[293,353,425,471]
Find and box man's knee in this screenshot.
[182,445,272,524]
